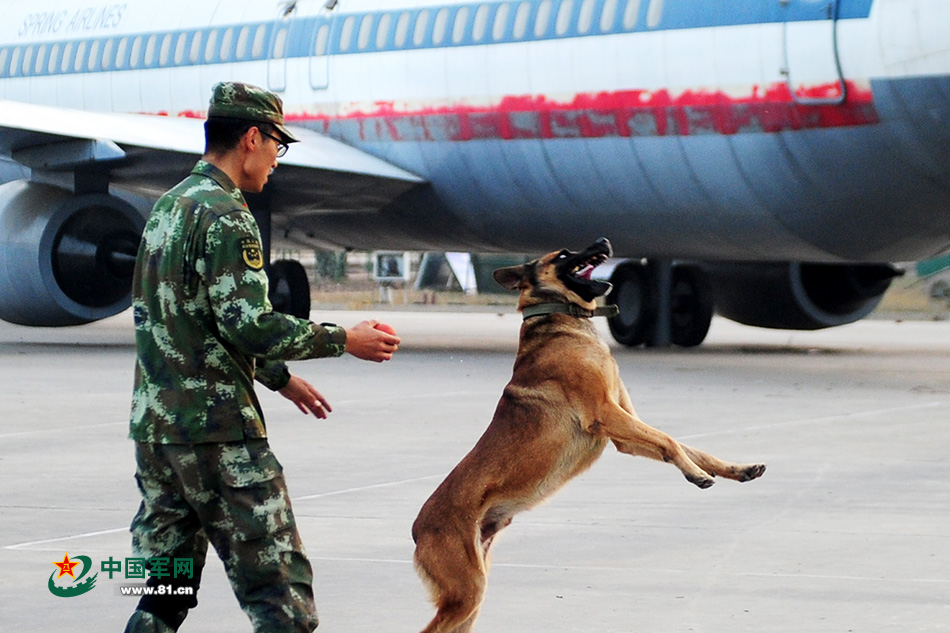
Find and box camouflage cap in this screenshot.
[207,81,299,143]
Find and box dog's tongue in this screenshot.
[578,265,594,280]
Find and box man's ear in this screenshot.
[241,125,263,152]
[493,265,525,290]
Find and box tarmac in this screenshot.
[1,309,949,632]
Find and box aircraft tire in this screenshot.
[669,264,714,348]
[607,261,655,347]
[268,259,312,319]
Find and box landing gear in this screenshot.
[607,260,714,348]
[607,261,654,346]
[268,259,311,319]
[669,265,714,347]
[247,193,312,320]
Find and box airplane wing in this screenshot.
[0,99,429,327]
[0,98,425,208]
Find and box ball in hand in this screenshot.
[374,322,397,335]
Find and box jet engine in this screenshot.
[0,180,144,326]
[706,262,902,330]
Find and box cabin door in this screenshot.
[781,0,846,104]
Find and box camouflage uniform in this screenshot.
[127,83,333,633]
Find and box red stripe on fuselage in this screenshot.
[285,81,878,143]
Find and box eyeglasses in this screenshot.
[259,129,289,158]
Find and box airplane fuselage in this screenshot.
[2,0,950,341]
[2,0,949,262]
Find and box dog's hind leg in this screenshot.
[680,444,766,482]
[417,573,486,633]
[451,609,482,633]
[419,592,484,633]
[415,531,488,633]
[412,513,508,632]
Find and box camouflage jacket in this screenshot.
[130,160,346,444]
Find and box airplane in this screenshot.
[1,0,949,347]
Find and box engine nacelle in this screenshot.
[707,262,901,330]
[0,180,144,326]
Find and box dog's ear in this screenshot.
[493,265,525,290]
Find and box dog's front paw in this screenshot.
[687,473,715,489]
[738,463,767,482]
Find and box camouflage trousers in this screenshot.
[125,439,318,633]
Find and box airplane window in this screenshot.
[339,16,355,51]
[48,44,60,74]
[144,35,157,66]
[102,39,114,70]
[221,28,234,60]
[204,30,217,62]
[535,0,552,38]
[493,3,510,40]
[452,7,469,43]
[413,10,430,47]
[513,2,530,39]
[116,37,129,69]
[600,0,618,31]
[175,34,187,65]
[623,0,641,29]
[315,24,329,56]
[22,46,34,76]
[9,47,20,76]
[274,27,288,57]
[395,12,410,48]
[376,13,391,49]
[578,0,595,33]
[61,42,73,73]
[0,49,7,77]
[159,34,172,66]
[472,5,489,42]
[252,25,266,57]
[646,0,662,28]
[358,14,374,50]
[236,26,250,59]
[432,8,449,45]
[130,37,142,68]
[190,32,203,63]
[87,40,100,71]
[556,0,573,36]
[74,42,86,72]
[35,45,47,75]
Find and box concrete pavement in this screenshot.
[1,311,948,632]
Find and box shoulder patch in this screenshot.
[240,238,264,270]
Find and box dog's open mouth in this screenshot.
[559,238,613,301]
[570,252,609,281]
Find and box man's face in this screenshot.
[242,126,283,193]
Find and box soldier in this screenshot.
[124,82,400,633]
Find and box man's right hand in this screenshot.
[344,320,400,362]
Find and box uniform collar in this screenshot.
[191,160,248,207]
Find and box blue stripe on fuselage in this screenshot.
[0,0,875,79]
[653,0,873,31]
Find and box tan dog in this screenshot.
[411,238,766,633]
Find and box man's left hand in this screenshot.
[279,374,332,419]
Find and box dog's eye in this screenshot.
[556,251,569,260]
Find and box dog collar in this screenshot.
[521,303,620,320]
